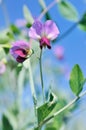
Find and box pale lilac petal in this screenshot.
[29,21,42,40]
[54,45,64,60]
[0,61,6,75]
[43,20,60,40]
[12,40,30,49]
[29,27,41,40]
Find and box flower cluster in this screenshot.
[10,20,59,63]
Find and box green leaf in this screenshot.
[0,48,6,60]
[0,30,10,44]
[58,0,78,21]
[37,92,58,124]
[0,43,11,54]
[39,0,46,9]
[26,23,32,28]
[69,64,86,96]
[2,115,13,130]
[34,127,39,130]
[2,111,17,130]
[45,12,51,20]
[23,5,34,24]
[79,13,86,31]
[6,32,14,39]
[10,24,20,34]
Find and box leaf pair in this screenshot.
[34,92,58,130]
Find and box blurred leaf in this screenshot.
[0,48,6,60]
[0,30,10,44]
[37,92,58,124]
[6,31,14,39]
[58,0,78,21]
[23,5,34,24]
[30,40,40,66]
[34,127,39,130]
[45,12,51,20]
[45,126,57,130]
[79,13,86,31]
[2,115,13,130]
[38,0,46,9]
[10,24,20,34]
[2,111,17,130]
[69,64,86,96]
[0,43,11,54]
[26,22,32,28]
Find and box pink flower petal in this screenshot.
[43,20,60,40]
[29,27,41,40]
[10,40,30,63]
[29,21,43,40]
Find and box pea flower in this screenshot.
[54,45,64,60]
[29,20,59,49]
[10,40,32,63]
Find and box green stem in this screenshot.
[23,59,37,126]
[38,90,86,128]
[39,49,45,103]
[28,59,37,111]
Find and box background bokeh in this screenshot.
[0,0,86,130]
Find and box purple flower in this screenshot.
[29,20,59,49]
[10,40,32,63]
[0,61,6,75]
[54,45,64,60]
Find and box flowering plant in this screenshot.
[0,0,86,130]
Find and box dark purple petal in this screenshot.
[39,37,51,49]
[16,56,27,63]
[43,20,60,40]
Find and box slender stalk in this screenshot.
[28,59,37,109]
[23,59,37,126]
[38,90,86,128]
[38,0,60,20]
[39,49,45,103]
[28,59,38,127]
